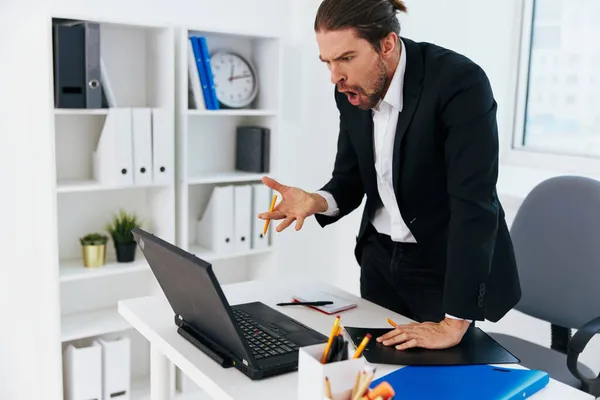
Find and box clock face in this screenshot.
[210,52,258,108]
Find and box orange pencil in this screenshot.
[321,315,341,363]
[262,194,277,235]
[353,333,371,359]
[386,318,397,328]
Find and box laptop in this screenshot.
[131,227,328,380]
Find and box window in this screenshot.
[514,0,600,158]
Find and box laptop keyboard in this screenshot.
[232,309,299,359]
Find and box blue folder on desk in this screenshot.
[370,364,549,399]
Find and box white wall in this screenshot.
[0,2,62,400]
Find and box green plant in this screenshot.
[105,209,141,244]
[79,232,109,246]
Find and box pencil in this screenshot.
[321,315,341,364]
[324,376,332,399]
[386,318,397,328]
[352,333,371,359]
[262,194,277,235]
[352,368,376,400]
[350,370,362,398]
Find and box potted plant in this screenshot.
[79,232,109,268]
[106,209,141,263]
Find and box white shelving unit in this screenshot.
[172,26,282,393]
[175,26,282,265]
[48,15,283,400]
[51,17,176,399]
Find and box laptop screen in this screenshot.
[132,228,250,363]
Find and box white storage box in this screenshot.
[297,342,367,400]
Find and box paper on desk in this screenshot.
[292,290,357,315]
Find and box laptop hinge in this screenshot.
[175,315,235,368]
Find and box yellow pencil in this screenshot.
[324,376,332,399]
[321,315,341,363]
[386,318,398,328]
[263,194,277,235]
[352,333,371,359]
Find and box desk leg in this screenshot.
[151,345,171,400]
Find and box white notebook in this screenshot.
[291,290,357,315]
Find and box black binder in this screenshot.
[235,126,270,173]
[344,326,520,366]
[52,19,102,109]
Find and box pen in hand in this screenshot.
[262,194,278,235]
[276,301,334,306]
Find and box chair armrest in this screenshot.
[567,316,600,396]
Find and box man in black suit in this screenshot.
[259,0,521,350]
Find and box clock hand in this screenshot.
[231,74,251,80]
[229,64,234,81]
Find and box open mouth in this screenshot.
[344,90,360,105]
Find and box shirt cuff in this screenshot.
[445,313,472,323]
[314,190,339,217]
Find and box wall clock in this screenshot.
[210,51,259,109]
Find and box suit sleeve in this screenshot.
[314,111,365,228]
[440,62,500,320]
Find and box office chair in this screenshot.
[489,175,600,397]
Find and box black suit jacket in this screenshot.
[315,37,521,322]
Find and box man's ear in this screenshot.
[380,32,399,58]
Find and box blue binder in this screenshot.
[370,364,549,399]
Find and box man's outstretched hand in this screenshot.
[257,176,328,232]
[376,317,471,350]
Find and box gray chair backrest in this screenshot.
[510,175,600,330]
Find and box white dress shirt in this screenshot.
[317,39,412,241]
[316,40,467,321]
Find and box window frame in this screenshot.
[503,0,600,176]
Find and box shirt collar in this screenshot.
[372,39,406,112]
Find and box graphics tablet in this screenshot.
[344,326,520,366]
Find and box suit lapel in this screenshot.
[392,38,424,195]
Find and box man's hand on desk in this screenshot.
[376,317,471,350]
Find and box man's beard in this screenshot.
[358,58,388,110]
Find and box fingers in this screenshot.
[381,332,410,347]
[395,339,418,350]
[276,216,295,232]
[258,210,286,220]
[295,216,305,231]
[377,328,403,343]
[262,176,288,193]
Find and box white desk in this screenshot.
[118,278,594,400]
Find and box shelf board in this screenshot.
[187,109,277,117]
[187,171,265,185]
[187,244,272,262]
[60,257,149,283]
[56,179,169,193]
[61,306,131,342]
[55,108,109,115]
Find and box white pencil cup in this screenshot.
[297,342,366,400]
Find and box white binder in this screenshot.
[187,39,205,110]
[131,108,153,185]
[93,108,134,186]
[196,185,235,254]
[151,108,174,185]
[251,184,271,249]
[63,341,103,400]
[233,185,252,252]
[95,336,131,400]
